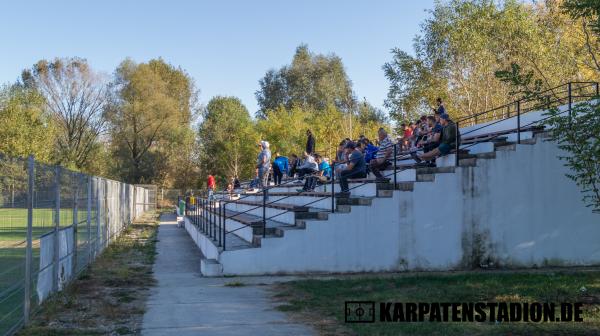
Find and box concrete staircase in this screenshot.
[184,129,600,276]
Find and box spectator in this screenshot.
[207,174,216,200]
[295,151,319,178]
[272,152,289,185]
[336,142,367,197]
[402,123,413,151]
[256,141,271,189]
[420,115,442,154]
[334,140,349,179]
[370,128,394,182]
[299,154,331,192]
[363,138,379,164]
[412,114,459,162]
[306,129,316,155]
[289,154,299,178]
[434,97,446,115]
[233,176,241,189]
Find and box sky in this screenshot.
[0,0,435,115]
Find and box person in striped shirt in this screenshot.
[370,128,394,182]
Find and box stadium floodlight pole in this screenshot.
[24,156,34,325]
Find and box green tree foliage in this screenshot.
[383,0,591,125]
[0,84,55,162]
[21,57,108,170]
[255,44,356,118]
[106,58,199,187]
[198,96,259,185]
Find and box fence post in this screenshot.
[87,175,92,263]
[24,156,34,325]
[72,173,79,277]
[455,122,460,167]
[218,201,222,247]
[53,166,60,292]
[95,178,101,258]
[330,163,335,213]
[517,100,521,144]
[262,187,266,238]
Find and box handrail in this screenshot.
[183,81,599,251]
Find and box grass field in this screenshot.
[274,269,600,335]
[0,207,100,336]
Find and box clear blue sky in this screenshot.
[0,0,435,115]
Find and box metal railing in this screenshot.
[0,155,153,336]
[182,81,599,253]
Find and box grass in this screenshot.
[16,211,160,336]
[273,269,600,335]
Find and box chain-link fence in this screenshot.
[0,155,152,336]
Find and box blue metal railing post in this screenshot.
[222,200,227,251]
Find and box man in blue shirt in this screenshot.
[336,142,367,197]
[272,152,289,185]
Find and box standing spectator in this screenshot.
[272,152,289,185]
[336,142,367,197]
[207,174,216,200]
[256,141,271,189]
[434,97,446,115]
[233,176,241,189]
[370,128,394,181]
[306,129,316,155]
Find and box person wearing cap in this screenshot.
[256,141,271,189]
[412,113,459,162]
[336,141,367,197]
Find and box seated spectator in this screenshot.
[363,138,379,164]
[419,115,442,154]
[233,176,241,189]
[402,123,413,151]
[412,114,460,162]
[272,152,289,185]
[334,140,349,179]
[299,154,331,192]
[369,128,394,182]
[289,154,299,177]
[296,151,319,178]
[336,142,367,197]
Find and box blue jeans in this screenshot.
[339,169,367,192]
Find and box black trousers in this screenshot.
[273,164,283,185]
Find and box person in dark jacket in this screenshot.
[306,129,315,155]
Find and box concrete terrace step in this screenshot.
[227,199,309,212]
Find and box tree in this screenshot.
[0,84,55,162]
[255,44,356,118]
[21,57,108,169]
[198,96,258,184]
[383,0,588,125]
[106,58,198,186]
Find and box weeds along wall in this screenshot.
[0,154,152,336]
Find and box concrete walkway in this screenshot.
[141,214,314,336]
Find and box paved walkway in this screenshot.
[141,214,314,336]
